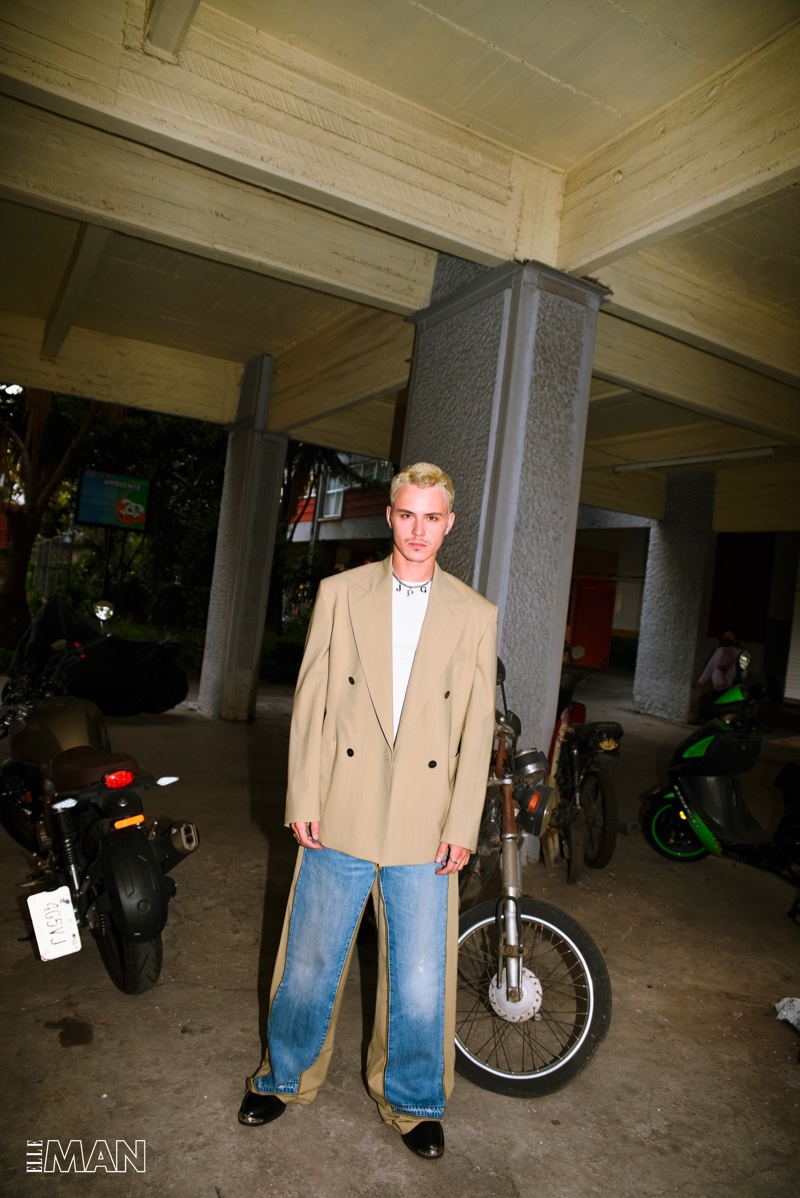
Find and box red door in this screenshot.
[571,578,616,668]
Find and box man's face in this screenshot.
[387,484,455,573]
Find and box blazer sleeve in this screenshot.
[284,578,333,826]
[440,604,498,850]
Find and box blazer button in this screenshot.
[347,748,354,757]
[428,760,437,768]
[445,690,450,698]
[348,676,355,684]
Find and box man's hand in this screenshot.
[292,821,323,849]
[435,841,470,874]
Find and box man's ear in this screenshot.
[386,504,392,527]
[445,511,456,536]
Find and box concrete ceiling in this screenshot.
[0,0,798,527]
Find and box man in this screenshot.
[238,462,497,1159]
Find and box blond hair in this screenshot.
[389,462,455,513]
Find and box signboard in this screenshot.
[76,470,149,531]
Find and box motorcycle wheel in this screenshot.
[455,898,611,1097]
[93,914,163,994]
[581,770,618,869]
[641,799,708,862]
[459,845,500,909]
[563,809,585,884]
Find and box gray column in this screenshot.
[405,257,607,749]
[633,473,715,721]
[198,355,288,721]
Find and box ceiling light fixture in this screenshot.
[612,447,776,474]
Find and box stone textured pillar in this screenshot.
[198,355,288,720]
[633,473,715,721]
[405,256,606,748]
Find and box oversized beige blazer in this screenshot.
[284,557,498,866]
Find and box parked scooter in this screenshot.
[0,602,200,991]
[456,659,612,1096]
[639,655,800,922]
[547,647,624,883]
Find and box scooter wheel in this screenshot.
[641,800,708,862]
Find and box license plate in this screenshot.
[27,887,82,961]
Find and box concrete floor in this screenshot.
[1,672,798,1197]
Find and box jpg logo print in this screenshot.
[26,1139,146,1173]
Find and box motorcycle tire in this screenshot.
[640,799,708,862]
[455,897,611,1097]
[93,914,163,994]
[563,809,585,884]
[581,769,618,870]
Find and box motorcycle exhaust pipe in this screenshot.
[154,821,200,873]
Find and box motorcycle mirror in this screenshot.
[50,638,67,651]
[156,776,180,786]
[738,650,751,671]
[94,601,115,623]
[571,646,586,660]
[496,658,506,685]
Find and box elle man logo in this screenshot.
[26,1139,146,1173]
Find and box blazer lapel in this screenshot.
[348,558,394,747]
[395,564,467,746]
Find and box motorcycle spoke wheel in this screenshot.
[455,899,611,1097]
[93,915,162,994]
[581,770,618,870]
[641,801,708,862]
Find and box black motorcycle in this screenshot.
[639,664,800,922]
[0,601,199,992]
[547,652,623,882]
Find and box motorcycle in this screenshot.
[455,659,612,1096]
[639,655,800,923]
[0,602,200,992]
[546,648,624,883]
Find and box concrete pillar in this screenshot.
[404,256,607,748]
[198,355,288,720]
[633,473,715,721]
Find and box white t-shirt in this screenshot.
[392,573,431,739]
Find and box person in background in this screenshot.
[696,629,742,703]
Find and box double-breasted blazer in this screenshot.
[284,556,498,866]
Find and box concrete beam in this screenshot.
[270,309,413,432]
[145,0,200,59]
[0,310,242,422]
[593,313,800,445]
[714,461,800,532]
[42,223,110,361]
[588,420,781,466]
[599,252,800,385]
[290,398,397,460]
[560,24,800,271]
[0,96,436,315]
[579,469,666,521]
[0,0,564,266]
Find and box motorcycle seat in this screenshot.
[51,746,141,792]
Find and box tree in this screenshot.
[265,442,369,634]
[0,387,99,648]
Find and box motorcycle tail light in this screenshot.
[105,770,136,789]
[113,813,146,829]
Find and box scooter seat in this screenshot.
[51,746,141,792]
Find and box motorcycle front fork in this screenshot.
[498,780,524,1000]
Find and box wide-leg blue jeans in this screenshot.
[249,846,454,1129]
